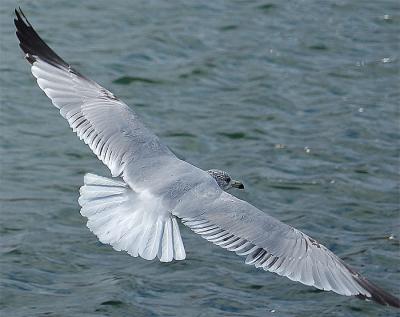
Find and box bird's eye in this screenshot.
[226,177,231,183]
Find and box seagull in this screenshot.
[14,8,399,308]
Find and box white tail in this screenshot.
[79,173,186,262]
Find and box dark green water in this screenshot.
[1,1,399,316]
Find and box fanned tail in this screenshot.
[79,173,186,262]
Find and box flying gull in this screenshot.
[14,8,399,308]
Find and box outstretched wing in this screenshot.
[179,192,400,307]
[14,8,174,180]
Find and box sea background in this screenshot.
[0,1,399,316]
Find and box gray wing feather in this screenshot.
[15,9,173,179]
[181,191,399,305]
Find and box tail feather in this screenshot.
[79,173,186,262]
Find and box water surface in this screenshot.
[1,1,399,316]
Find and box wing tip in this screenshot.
[343,262,400,308]
[14,7,68,68]
[14,7,31,27]
[354,275,400,308]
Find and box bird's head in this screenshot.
[206,169,244,191]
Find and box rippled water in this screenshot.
[1,1,399,316]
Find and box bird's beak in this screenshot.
[231,180,244,189]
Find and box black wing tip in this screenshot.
[14,7,68,68]
[14,8,37,65]
[14,7,30,26]
[339,259,400,308]
[355,275,400,308]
